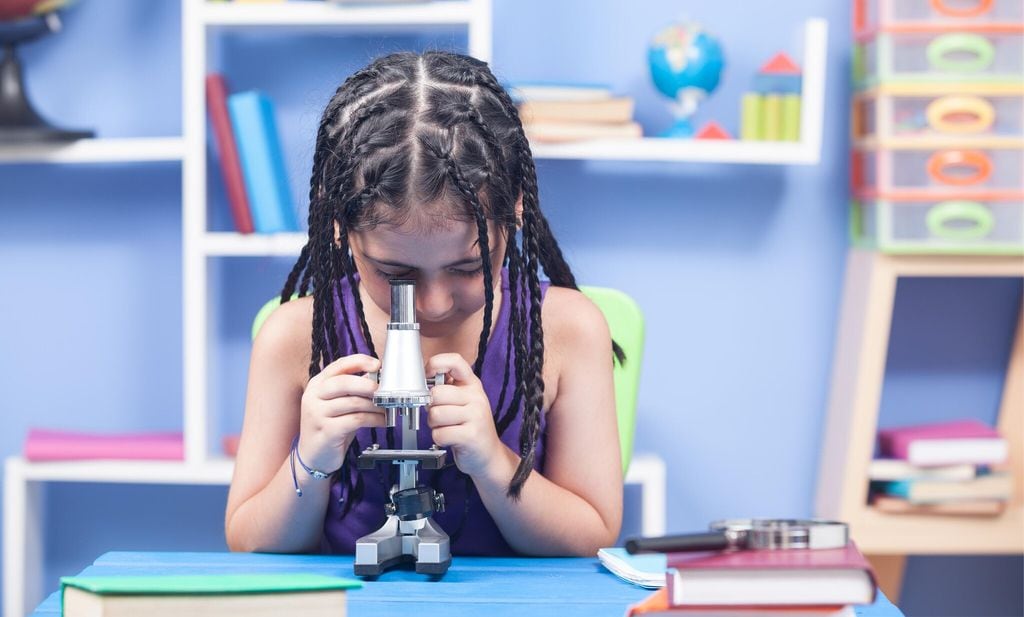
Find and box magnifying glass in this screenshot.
[624,518,849,554]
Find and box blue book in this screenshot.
[227,91,299,233]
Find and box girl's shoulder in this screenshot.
[251,295,314,383]
[541,285,612,360]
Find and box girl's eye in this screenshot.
[375,268,412,280]
[450,265,484,278]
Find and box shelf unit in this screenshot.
[0,137,184,164]
[2,6,830,617]
[815,249,1024,597]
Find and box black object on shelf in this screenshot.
[0,11,93,143]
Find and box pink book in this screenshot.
[665,542,877,607]
[24,429,184,462]
[878,419,1007,467]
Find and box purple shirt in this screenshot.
[321,269,549,556]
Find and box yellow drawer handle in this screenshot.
[926,200,995,240]
[927,149,993,186]
[926,95,995,134]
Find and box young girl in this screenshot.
[224,50,622,557]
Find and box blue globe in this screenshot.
[648,22,725,137]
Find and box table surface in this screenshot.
[32,551,904,616]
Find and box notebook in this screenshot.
[878,420,1008,466]
[597,547,666,588]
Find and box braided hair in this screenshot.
[280,51,620,520]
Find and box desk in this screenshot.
[31,551,903,616]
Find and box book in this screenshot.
[878,419,1008,466]
[867,458,977,481]
[597,547,666,588]
[228,90,300,234]
[627,588,856,617]
[518,97,635,124]
[523,121,643,143]
[205,74,255,234]
[61,573,361,617]
[665,542,877,607]
[507,82,613,103]
[872,495,1007,517]
[872,472,1013,504]
[24,429,183,462]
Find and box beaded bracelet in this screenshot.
[289,436,338,497]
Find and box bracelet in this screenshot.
[290,436,338,497]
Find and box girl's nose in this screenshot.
[415,279,453,321]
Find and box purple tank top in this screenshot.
[320,269,549,556]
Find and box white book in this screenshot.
[867,459,977,481]
[508,83,613,103]
[597,547,665,588]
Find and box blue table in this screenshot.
[32,551,904,616]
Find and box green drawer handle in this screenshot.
[926,200,995,240]
[927,33,995,73]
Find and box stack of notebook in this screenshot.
[510,82,643,144]
[869,419,1013,517]
[601,543,877,616]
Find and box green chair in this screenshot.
[251,286,645,473]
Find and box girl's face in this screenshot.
[348,214,508,339]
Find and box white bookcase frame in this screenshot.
[0,6,835,616]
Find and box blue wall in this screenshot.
[0,1,1020,615]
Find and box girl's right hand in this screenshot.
[298,353,384,473]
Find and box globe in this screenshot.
[648,21,725,137]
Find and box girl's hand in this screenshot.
[298,354,383,473]
[425,353,503,478]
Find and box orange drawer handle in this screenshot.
[927,149,993,186]
[930,0,993,18]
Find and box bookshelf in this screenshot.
[1,4,829,616]
[815,249,1024,599]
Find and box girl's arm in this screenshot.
[224,298,383,553]
[429,288,623,556]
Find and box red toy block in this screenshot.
[760,52,801,75]
[695,121,733,140]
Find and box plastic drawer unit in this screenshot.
[855,0,1023,35]
[852,197,1024,254]
[853,144,1024,198]
[856,29,1023,86]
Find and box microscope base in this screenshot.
[354,515,451,577]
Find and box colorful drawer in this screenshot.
[853,84,1024,142]
[855,0,1023,36]
[855,29,1024,86]
[852,197,1024,254]
[852,144,1024,198]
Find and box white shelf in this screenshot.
[532,138,819,165]
[531,17,827,165]
[204,231,306,256]
[0,137,184,164]
[10,456,233,485]
[202,0,477,27]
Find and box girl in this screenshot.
[224,50,622,557]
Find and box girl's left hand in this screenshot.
[425,353,503,479]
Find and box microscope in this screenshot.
[354,279,451,576]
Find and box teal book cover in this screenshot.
[227,90,300,234]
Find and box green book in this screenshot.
[61,574,362,617]
[762,94,782,141]
[741,93,763,140]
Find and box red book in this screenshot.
[24,429,184,462]
[206,74,255,234]
[665,542,877,607]
[878,419,1007,467]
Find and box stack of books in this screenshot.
[601,543,877,616]
[509,82,643,144]
[206,74,299,235]
[869,419,1013,517]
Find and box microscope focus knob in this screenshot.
[433,492,446,513]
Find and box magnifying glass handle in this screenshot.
[625,531,731,554]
